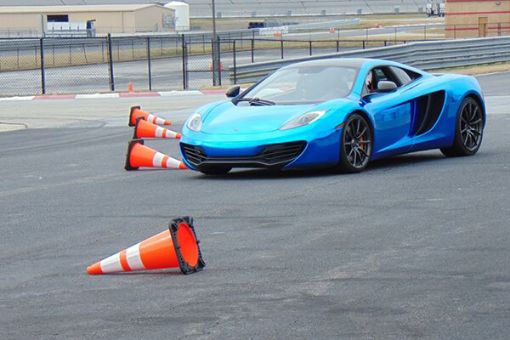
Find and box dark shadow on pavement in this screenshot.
[189,151,452,180]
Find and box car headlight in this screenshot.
[280,110,327,130]
[187,113,202,132]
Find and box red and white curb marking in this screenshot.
[0,89,227,102]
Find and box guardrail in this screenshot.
[2,35,508,97]
[230,36,510,83]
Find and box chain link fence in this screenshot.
[446,23,510,39]
[42,38,111,94]
[3,24,507,96]
[0,35,432,96]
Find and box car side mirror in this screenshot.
[377,80,397,92]
[226,85,240,98]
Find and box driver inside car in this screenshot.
[365,71,376,93]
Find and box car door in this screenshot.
[360,66,415,157]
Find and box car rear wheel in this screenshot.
[441,97,483,157]
[338,113,373,173]
[200,166,232,176]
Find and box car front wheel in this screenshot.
[338,113,373,173]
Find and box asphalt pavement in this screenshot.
[0,73,509,339]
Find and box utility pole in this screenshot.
[212,0,217,41]
[211,0,220,86]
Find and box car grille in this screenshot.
[181,141,306,168]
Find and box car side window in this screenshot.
[363,66,422,97]
[363,67,395,96]
[388,66,421,87]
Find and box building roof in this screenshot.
[0,4,162,14]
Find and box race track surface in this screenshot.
[0,73,509,339]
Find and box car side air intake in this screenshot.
[413,90,446,135]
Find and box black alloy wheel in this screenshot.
[441,97,483,157]
[339,113,373,173]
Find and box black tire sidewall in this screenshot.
[454,97,483,156]
[339,113,372,172]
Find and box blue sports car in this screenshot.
[180,58,485,175]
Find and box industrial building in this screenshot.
[0,1,429,18]
[445,0,510,38]
[0,4,176,36]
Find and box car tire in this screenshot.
[440,97,484,157]
[200,166,232,175]
[338,113,373,173]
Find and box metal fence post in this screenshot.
[40,38,46,95]
[336,40,339,52]
[107,33,115,92]
[217,38,222,86]
[233,40,237,85]
[211,37,219,86]
[309,40,312,56]
[147,36,152,91]
[280,39,284,59]
[251,38,255,63]
[182,37,188,90]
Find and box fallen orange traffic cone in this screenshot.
[129,106,172,127]
[124,139,187,171]
[133,118,181,140]
[87,217,205,275]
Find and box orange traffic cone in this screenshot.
[124,139,187,171]
[133,118,181,140]
[129,106,172,127]
[128,81,134,93]
[87,217,205,275]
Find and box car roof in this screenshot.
[279,57,428,98]
[284,57,414,70]
[285,58,369,69]
[282,58,427,78]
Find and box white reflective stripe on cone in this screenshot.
[155,117,168,125]
[165,157,181,169]
[147,114,156,124]
[100,253,123,273]
[155,126,164,138]
[152,152,165,167]
[126,243,145,271]
[165,129,178,139]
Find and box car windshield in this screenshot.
[239,65,358,105]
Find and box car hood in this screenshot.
[201,102,316,135]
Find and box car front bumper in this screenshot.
[180,128,342,171]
